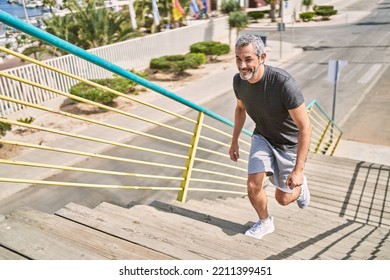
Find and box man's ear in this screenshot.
[260,53,267,62]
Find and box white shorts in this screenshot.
[248,134,297,193]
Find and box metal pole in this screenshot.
[280,28,282,59]
[332,60,339,122]
[291,13,295,46]
[279,0,283,59]
[22,0,30,24]
[331,60,339,140]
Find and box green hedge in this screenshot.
[313,5,337,19]
[314,5,334,11]
[247,11,266,21]
[70,72,145,105]
[150,53,206,75]
[299,12,316,22]
[189,41,230,56]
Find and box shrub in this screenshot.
[185,53,207,67]
[70,82,117,105]
[17,117,35,124]
[220,0,241,14]
[314,5,335,11]
[150,53,206,75]
[189,41,230,56]
[228,11,249,30]
[247,11,265,22]
[313,5,337,20]
[0,120,12,137]
[70,71,145,105]
[299,12,316,22]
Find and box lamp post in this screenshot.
[278,1,286,59]
[21,0,30,24]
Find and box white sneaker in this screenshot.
[245,216,275,239]
[297,176,310,209]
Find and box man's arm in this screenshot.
[229,99,247,162]
[286,103,312,188]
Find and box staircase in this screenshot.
[0,153,389,260]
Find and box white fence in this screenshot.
[0,17,230,118]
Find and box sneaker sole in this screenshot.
[245,225,275,239]
[245,218,275,239]
[298,177,310,209]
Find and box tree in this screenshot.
[302,0,313,12]
[228,11,249,46]
[22,0,142,59]
[42,0,58,13]
[220,0,241,14]
[264,0,279,22]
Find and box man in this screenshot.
[229,34,312,239]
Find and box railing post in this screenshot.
[316,121,332,153]
[330,132,343,156]
[176,111,204,202]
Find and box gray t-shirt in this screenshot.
[233,65,304,152]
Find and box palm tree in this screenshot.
[42,0,58,13]
[228,11,249,46]
[22,15,76,59]
[267,0,278,22]
[302,0,314,12]
[22,1,142,58]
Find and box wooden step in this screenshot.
[56,202,211,260]
[183,195,388,235]
[306,153,389,186]
[0,246,28,260]
[153,197,389,259]
[93,202,286,260]
[150,200,354,259]
[190,197,390,245]
[0,208,106,259]
[102,201,366,260]
[0,206,173,260]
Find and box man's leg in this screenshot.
[244,134,275,239]
[245,172,275,239]
[247,172,269,220]
[274,176,310,208]
[274,186,301,206]
[269,147,310,208]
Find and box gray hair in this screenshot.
[235,34,266,57]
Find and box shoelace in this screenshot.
[250,220,266,233]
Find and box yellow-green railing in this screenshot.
[307,100,343,156]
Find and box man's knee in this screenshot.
[247,175,266,196]
[275,195,290,206]
[275,190,293,206]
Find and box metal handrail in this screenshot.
[306,100,343,156]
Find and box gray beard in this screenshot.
[239,64,261,81]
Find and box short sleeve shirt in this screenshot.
[233,65,304,151]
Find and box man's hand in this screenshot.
[285,171,304,190]
[229,142,240,162]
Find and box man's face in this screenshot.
[235,44,264,83]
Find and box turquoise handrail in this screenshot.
[306,99,342,131]
[0,11,252,136]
